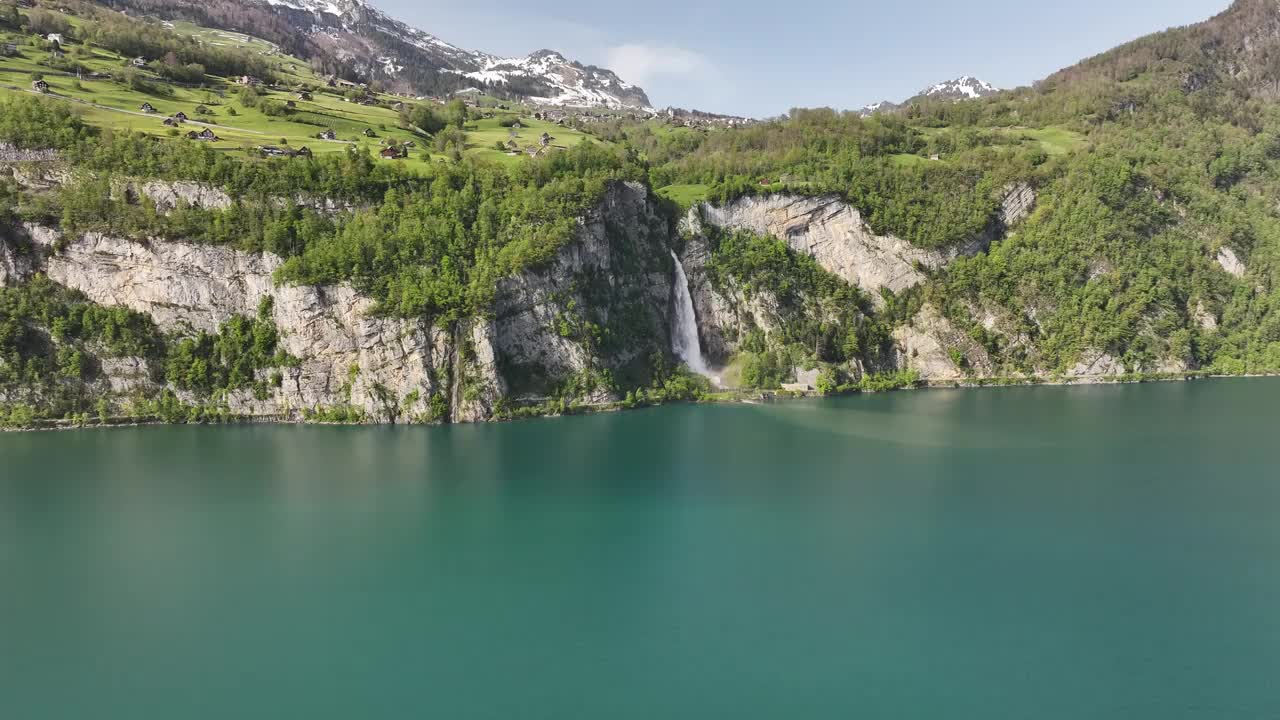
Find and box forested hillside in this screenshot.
[2,0,1279,428]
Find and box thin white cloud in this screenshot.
[604,43,720,89]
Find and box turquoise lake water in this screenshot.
[2,380,1279,718]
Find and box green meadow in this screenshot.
[0,13,598,170]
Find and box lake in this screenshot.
[2,380,1279,718]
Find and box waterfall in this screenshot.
[670,251,711,377]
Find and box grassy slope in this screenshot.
[0,15,598,169]
[656,183,710,207]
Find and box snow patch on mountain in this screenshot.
[457,50,651,110]
[252,0,651,109]
[924,76,998,100]
[859,76,1000,116]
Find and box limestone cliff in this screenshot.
[676,210,787,366]
[698,194,989,298]
[494,181,676,400]
[1,180,678,422]
[679,194,1017,381]
[12,223,487,423]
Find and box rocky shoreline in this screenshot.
[8,371,1271,433]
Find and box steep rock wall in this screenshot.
[0,231,34,287]
[493,181,676,398]
[698,194,986,297]
[5,180,679,421]
[677,214,785,366]
[18,224,502,423]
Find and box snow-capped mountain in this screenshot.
[859,76,1001,116]
[456,50,650,110]
[922,76,998,101]
[107,0,652,109]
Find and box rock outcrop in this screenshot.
[134,180,234,212]
[999,182,1037,227]
[1068,351,1127,377]
[493,181,675,398]
[19,224,496,423]
[892,304,994,380]
[676,222,784,365]
[1217,246,1246,277]
[0,231,35,287]
[695,190,1035,301]
[699,194,956,297]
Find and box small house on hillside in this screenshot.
[140,102,156,113]
[363,128,376,137]
[237,75,262,87]
[31,79,49,93]
[1,43,19,57]
[131,56,148,67]
[318,129,336,141]
[46,34,63,46]
[296,146,312,157]
[539,132,554,147]
[163,117,178,127]
[296,91,312,101]
[173,111,188,122]
[379,147,402,159]
[187,128,218,141]
[392,101,403,111]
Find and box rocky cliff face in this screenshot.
[0,230,33,287]
[14,223,492,423]
[892,304,995,380]
[2,180,682,421]
[677,209,787,366]
[494,181,675,399]
[697,189,1036,301]
[699,194,964,298]
[682,191,1034,380]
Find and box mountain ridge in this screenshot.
[104,0,653,108]
[858,75,1000,116]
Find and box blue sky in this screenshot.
[379,0,1231,117]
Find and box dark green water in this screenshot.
[3,380,1280,719]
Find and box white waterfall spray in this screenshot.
[670,250,711,377]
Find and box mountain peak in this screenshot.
[528,49,567,61]
[859,76,1000,117]
[922,76,999,100]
